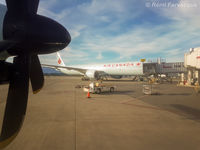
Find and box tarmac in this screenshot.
[0,76,200,150]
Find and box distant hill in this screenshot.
[42,67,66,76]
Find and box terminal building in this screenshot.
[184,47,200,85]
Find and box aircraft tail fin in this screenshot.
[56,52,66,66]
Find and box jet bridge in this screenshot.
[143,62,186,75]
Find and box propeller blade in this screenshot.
[5,0,39,14]
[0,55,30,148]
[30,55,44,94]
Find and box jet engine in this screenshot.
[85,70,100,80]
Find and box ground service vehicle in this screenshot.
[83,83,116,94]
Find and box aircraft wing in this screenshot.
[42,64,106,75]
[42,64,89,74]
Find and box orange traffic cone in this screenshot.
[87,91,91,98]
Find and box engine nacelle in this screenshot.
[85,70,100,80]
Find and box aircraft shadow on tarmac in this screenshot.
[150,92,192,96]
[170,104,200,121]
[99,90,135,95]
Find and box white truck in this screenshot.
[83,82,116,94]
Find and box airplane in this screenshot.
[43,52,144,80]
[0,0,71,148]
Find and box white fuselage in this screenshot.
[58,62,144,76]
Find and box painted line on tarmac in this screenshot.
[120,95,149,104]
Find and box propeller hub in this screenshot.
[3,13,71,55]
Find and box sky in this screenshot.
[1,0,200,65]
